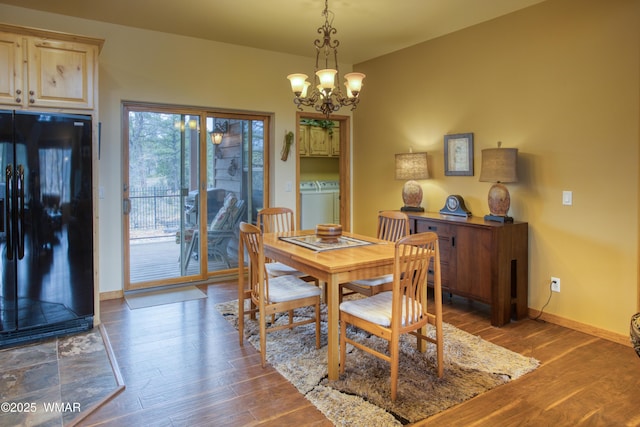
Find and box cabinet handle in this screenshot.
[29,98,35,104]
[29,90,34,95]
[451,236,455,247]
[15,97,21,103]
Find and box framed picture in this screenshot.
[444,133,474,176]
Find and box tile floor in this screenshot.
[0,328,119,426]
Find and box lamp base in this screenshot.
[401,206,425,212]
[484,214,514,223]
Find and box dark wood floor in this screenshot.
[83,282,640,426]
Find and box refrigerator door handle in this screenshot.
[123,198,131,215]
[17,165,25,260]
[5,164,12,260]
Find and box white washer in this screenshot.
[300,180,339,229]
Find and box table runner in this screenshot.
[279,234,375,252]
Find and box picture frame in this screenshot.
[444,133,474,176]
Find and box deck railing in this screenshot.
[129,187,181,237]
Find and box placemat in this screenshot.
[280,235,375,252]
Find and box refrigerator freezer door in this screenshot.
[1,111,94,346]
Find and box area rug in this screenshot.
[125,285,206,309]
[0,325,124,426]
[215,300,539,426]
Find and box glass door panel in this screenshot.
[204,116,264,273]
[124,110,201,288]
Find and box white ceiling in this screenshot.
[0,0,546,63]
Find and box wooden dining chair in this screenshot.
[339,231,444,401]
[339,210,409,301]
[238,222,322,368]
[257,207,320,288]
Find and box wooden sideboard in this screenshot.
[406,212,528,326]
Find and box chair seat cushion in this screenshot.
[350,274,393,287]
[266,262,306,278]
[269,275,322,303]
[339,292,422,327]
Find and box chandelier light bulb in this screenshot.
[287,73,309,96]
[316,69,337,90]
[344,72,365,95]
[344,83,354,98]
[301,81,311,98]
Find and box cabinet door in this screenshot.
[451,226,492,303]
[330,124,340,156]
[415,220,452,289]
[298,125,309,156]
[0,33,23,107]
[308,126,329,155]
[27,38,96,109]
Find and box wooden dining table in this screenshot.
[261,230,397,380]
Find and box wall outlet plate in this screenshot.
[551,277,561,292]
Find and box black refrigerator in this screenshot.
[0,110,94,348]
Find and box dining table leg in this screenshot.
[326,274,339,380]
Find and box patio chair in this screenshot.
[184,192,246,269]
[339,231,444,401]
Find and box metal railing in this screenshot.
[129,187,181,236]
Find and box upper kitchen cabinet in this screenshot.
[299,120,340,157]
[0,24,103,111]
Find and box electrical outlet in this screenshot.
[551,277,561,292]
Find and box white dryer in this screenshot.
[300,180,339,229]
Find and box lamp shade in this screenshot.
[479,148,518,183]
[316,68,337,90]
[287,73,309,95]
[395,152,429,180]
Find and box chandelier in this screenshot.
[287,0,365,118]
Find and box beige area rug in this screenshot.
[215,300,539,426]
[0,325,125,426]
[125,285,206,309]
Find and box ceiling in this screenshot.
[0,0,546,63]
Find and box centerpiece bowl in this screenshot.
[316,223,342,243]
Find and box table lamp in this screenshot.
[395,152,429,212]
[479,142,518,223]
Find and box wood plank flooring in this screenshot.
[82,282,640,426]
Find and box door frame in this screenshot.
[295,112,351,232]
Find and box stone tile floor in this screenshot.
[0,328,119,426]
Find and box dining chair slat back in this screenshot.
[339,231,444,401]
[237,222,322,367]
[340,210,410,300]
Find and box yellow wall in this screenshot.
[353,0,639,336]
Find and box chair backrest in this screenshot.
[377,211,409,242]
[257,207,295,233]
[238,221,269,302]
[392,231,440,330]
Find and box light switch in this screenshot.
[562,190,572,206]
[285,181,293,192]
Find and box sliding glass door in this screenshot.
[123,103,267,291]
